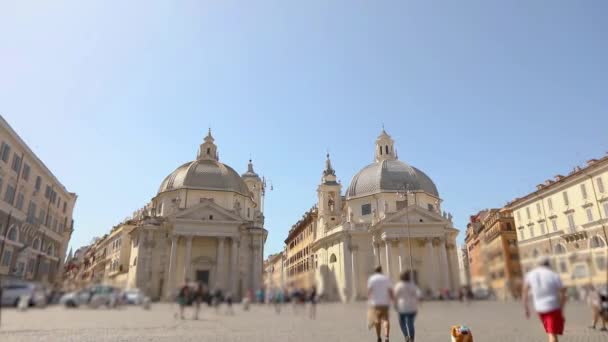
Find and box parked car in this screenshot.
[123,288,144,305]
[60,285,121,308]
[1,282,47,307]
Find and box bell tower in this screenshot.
[317,153,342,231]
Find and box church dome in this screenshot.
[346,159,439,199]
[158,159,251,196]
[345,129,439,199]
[157,130,251,196]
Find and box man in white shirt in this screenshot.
[523,257,567,342]
[368,265,394,342]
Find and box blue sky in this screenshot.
[1,1,607,257]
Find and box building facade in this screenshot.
[507,155,608,289]
[263,252,284,290]
[465,211,489,291]
[284,207,317,290]
[0,115,77,287]
[307,130,460,302]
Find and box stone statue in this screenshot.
[233,199,241,212]
[384,201,389,213]
[448,213,453,222]
[442,211,447,219]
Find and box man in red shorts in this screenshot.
[523,256,567,342]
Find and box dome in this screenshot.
[346,159,439,199]
[158,159,251,196]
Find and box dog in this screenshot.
[451,325,474,342]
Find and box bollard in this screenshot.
[18,295,30,311]
[142,297,151,310]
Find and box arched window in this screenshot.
[554,244,567,254]
[329,254,337,263]
[385,145,389,154]
[32,238,40,250]
[590,236,606,249]
[46,244,54,256]
[379,146,382,155]
[207,148,210,155]
[7,226,17,241]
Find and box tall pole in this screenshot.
[403,184,414,283]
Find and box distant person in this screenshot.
[274,288,284,314]
[309,286,318,320]
[523,257,567,342]
[193,283,206,320]
[394,271,421,342]
[225,292,234,315]
[212,287,223,314]
[367,266,394,342]
[588,285,607,331]
[176,283,190,320]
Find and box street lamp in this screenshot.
[398,183,415,283]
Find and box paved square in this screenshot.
[1,301,607,341]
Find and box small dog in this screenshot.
[451,325,474,342]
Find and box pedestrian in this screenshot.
[212,287,223,314]
[274,288,284,314]
[394,271,421,342]
[522,257,567,342]
[193,283,205,320]
[309,286,317,319]
[225,292,234,315]
[588,285,607,331]
[176,283,189,320]
[367,265,394,342]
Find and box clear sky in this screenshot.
[1,1,607,257]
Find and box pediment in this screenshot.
[380,206,447,226]
[171,199,243,222]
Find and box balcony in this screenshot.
[561,230,587,243]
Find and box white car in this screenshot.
[1,282,47,307]
[124,288,144,305]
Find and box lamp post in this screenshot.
[398,184,415,283]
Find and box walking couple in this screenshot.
[368,266,421,342]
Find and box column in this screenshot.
[350,245,358,301]
[425,238,437,295]
[216,237,225,289]
[184,236,193,282]
[165,235,178,298]
[372,241,380,266]
[252,241,261,293]
[439,237,450,291]
[398,240,405,273]
[385,239,392,279]
[230,237,239,296]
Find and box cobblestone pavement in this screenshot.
[1,301,607,341]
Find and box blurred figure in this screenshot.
[523,257,567,342]
[242,289,252,311]
[274,288,284,314]
[367,265,393,342]
[588,285,607,331]
[225,292,234,315]
[176,282,190,320]
[193,283,206,320]
[394,271,421,342]
[212,286,223,314]
[309,286,317,319]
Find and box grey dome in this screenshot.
[346,159,439,199]
[158,159,251,196]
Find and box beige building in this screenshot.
[263,252,284,290]
[310,130,460,301]
[284,207,317,290]
[0,115,77,288]
[506,155,608,289]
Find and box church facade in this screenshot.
[122,131,267,300]
[311,130,460,301]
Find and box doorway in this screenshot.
[196,270,210,286]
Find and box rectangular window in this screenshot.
[540,222,546,235]
[598,177,606,193]
[22,163,30,181]
[27,201,37,224]
[11,153,22,174]
[46,213,52,227]
[604,202,608,218]
[586,207,594,222]
[567,214,576,233]
[536,203,542,215]
[563,191,569,206]
[45,185,51,199]
[529,225,535,238]
[2,250,12,266]
[3,184,15,204]
[35,176,41,191]
[63,202,67,213]
[0,142,11,162]
[551,218,558,232]
[15,192,24,211]
[581,183,588,199]
[361,203,372,216]
[526,207,531,220]
[427,203,434,211]
[547,198,553,211]
[38,209,46,225]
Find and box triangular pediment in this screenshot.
[171,199,244,222]
[379,205,447,226]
